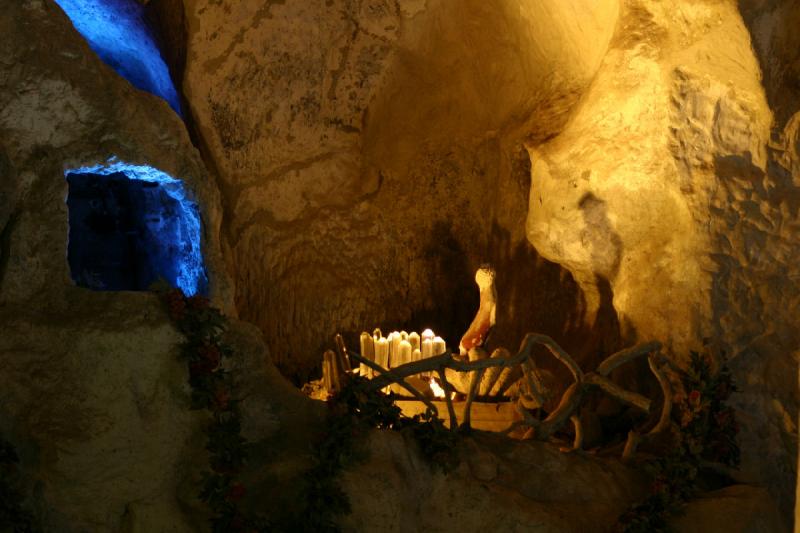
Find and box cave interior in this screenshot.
[0,0,798,532]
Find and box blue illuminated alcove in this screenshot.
[65,160,207,296]
[53,0,182,115]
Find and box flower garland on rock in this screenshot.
[617,350,740,532]
[292,375,459,532]
[164,289,458,532]
[163,289,268,533]
[0,434,39,533]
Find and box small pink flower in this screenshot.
[688,390,701,404]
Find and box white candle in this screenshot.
[412,347,423,378]
[409,332,420,351]
[389,331,401,368]
[398,339,412,367]
[360,332,374,378]
[433,336,446,356]
[421,328,435,344]
[421,338,433,359]
[385,332,394,368]
[322,351,333,391]
[375,337,389,369]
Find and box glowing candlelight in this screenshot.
[421,338,433,359]
[433,336,446,356]
[359,332,374,378]
[409,331,420,351]
[429,377,455,400]
[375,336,389,369]
[398,339,412,367]
[421,328,435,344]
[429,377,446,398]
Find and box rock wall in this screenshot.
[0,0,233,529]
[525,0,799,520]
[180,0,799,520]
[0,295,200,531]
[181,0,621,380]
[0,0,232,309]
[339,431,645,533]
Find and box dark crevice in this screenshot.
[0,210,20,297]
[145,0,187,94]
[737,1,800,130]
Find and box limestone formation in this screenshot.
[181,0,621,379]
[0,0,798,531]
[525,0,800,518]
[0,1,234,529]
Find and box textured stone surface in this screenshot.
[525,0,799,521]
[339,431,645,532]
[673,485,787,533]
[0,1,231,530]
[0,0,232,310]
[0,294,200,531]
[0,290,322,532]
[182,0,621,380]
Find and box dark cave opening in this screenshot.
[65,165,207,296]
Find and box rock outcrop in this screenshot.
[525,0,799,519]
[0,1,232,529]
[181,0,799,519]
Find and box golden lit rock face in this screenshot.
[182,1,799,516]
[364,0,620,155]
[182,0,619,378]
[526,0,799,518]
[527,1,771,349]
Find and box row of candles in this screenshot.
[358,328,448,379]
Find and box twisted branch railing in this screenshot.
[340,334,671,459]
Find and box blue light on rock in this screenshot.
[53,0,182,114]
[65,159,207,296]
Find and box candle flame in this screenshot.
[429,377,454,400]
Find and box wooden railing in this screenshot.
[334,333,671,458]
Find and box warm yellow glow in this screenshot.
[429,377,446,398]
[429,377,454,400]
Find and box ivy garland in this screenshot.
[0,435,39,533]
[162,289,268,533]
[163,289,459,533]
[293,375,459,532]
[617,351,740,532]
